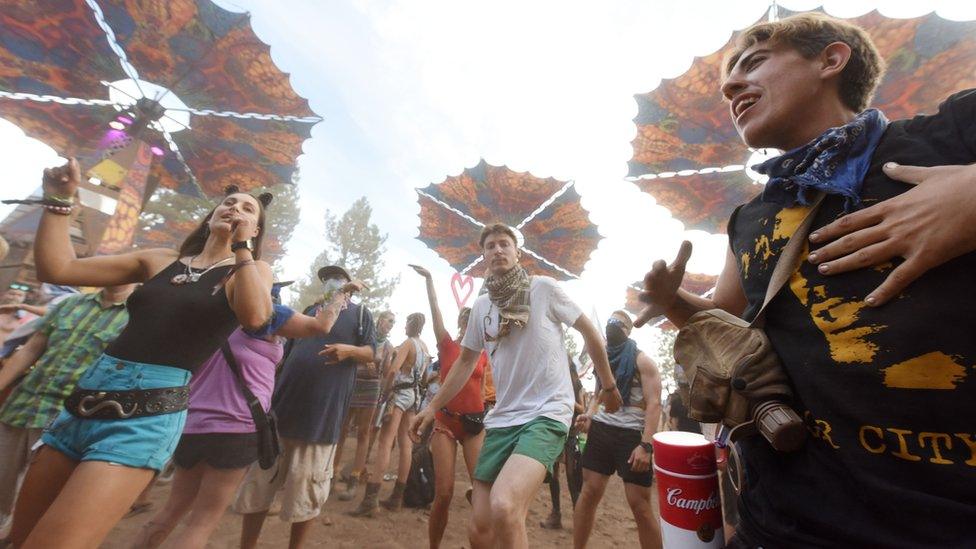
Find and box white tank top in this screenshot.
[394,337,429,385]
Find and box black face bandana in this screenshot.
[606,320,628,347]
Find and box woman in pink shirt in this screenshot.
[132,283,359,548]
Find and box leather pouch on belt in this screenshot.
[674,308,796,433]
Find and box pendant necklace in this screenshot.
[171,255,235,285]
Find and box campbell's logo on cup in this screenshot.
[653,431,724,548]
[656,467,723,531]
[666,488,720,515]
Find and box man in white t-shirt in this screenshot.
[411,223,622,549]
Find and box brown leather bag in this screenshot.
[673,193,825,453]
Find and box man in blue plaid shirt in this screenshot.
[0,284,134,537]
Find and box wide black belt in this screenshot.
[64,386,190,420]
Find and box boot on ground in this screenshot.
[349,482,381,518]
[381,481,406,512]
[337,471,362,501]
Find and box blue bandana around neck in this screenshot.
[754,109,889,212]
[606,338,639,406]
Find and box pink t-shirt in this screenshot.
[183,328,282,434]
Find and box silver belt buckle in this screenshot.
[77,393,137,418]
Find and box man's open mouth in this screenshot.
[733,93,760,122]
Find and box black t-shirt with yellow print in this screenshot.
[729,89,976,547]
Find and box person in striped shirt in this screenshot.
[0,284,134,537]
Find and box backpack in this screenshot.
[403,438,436,508]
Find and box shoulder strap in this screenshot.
[750,192,826,328]
[221,342,270,428]
[357,302,365,341]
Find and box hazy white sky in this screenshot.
[2,0,973,374]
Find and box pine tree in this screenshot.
[289,197,399,312]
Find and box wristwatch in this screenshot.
[231,240,253,253]
[639,441,653,453]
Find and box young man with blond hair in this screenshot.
[412,223,623,549]
[638,12,976,547]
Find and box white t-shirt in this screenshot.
[461,276,583,429]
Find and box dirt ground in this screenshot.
[103,435,659,548]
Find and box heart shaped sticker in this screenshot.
[450,272,475,309]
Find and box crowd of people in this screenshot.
[0,11,974,549]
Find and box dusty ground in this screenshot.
[103,437,659,548]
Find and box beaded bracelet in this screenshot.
[42,204,73,216]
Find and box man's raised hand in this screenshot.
[342,279,367,294]
[634,240,693,327]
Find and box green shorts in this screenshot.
[473,416,569,483]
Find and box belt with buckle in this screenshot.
[64,386,190,420]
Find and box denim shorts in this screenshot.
[41,354,191,472]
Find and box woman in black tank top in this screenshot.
[9,158,275,548]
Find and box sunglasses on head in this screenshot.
[9,283,30,292]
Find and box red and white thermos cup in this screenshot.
[652,431,723,548]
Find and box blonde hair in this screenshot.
[0,236,8,262]
[725,12,885,111]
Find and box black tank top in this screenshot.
[106,260,238,372]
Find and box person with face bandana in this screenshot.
[572,310,663,549]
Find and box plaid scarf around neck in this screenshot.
[484,265,531,339]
